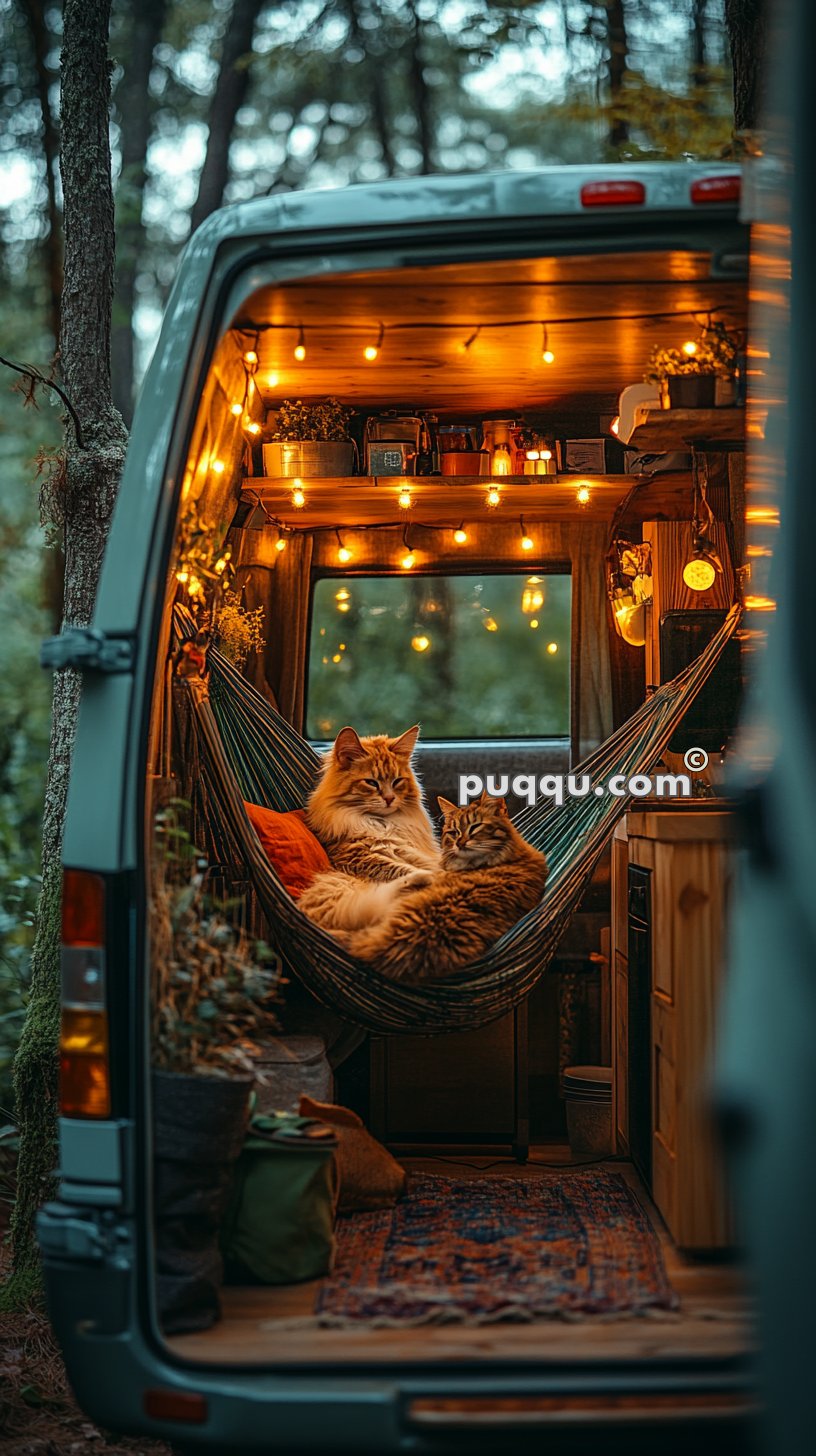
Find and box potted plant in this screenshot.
[150,805,282,1333]
[645,326,738,409]
[263,397,356,477]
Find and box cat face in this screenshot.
[327,725,421,817]
[438,790,512,868]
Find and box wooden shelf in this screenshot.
[242,473,696,527]
[628,408,747,450]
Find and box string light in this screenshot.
[486,485,501,508]
[411,635,430,652]
[211,458,225,474]
[243,349,259,367]
[400,524,415,570]
[453,526,468,545]
[520,518,534,551]
[291,482,306,508]
[335,528,352,564]
[294,325,306,362]
[245,421,261,436]
[266,371,279,389]
[682,340,698,356]
[541,325,555,364]
[364,322,385,362]
[547,642,558,655]
[230,402,243,416]
[275,534,287,553]
[529,618,539,629]
[576,484,591,506]
[483,616,499,632]
[398,488,413,510]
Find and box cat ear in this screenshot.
[437,796,457,817]
[492,797,509,816]
[481,791,507,814]
[334,726,367,768]
[391,724,420,758]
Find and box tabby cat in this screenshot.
[340,789,548,983]
[298,725,440,932]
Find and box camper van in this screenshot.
[37,160,775,1452]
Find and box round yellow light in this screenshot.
[521,535,534,552]
[541,449,553,461]
[211,458,225,474]
[576,485,591,505]
[176,568,189,583]
[364,345,379,361]
[294,343,306,361]
[542,349,555,364]
[214,556,227,574]
[453,528,468,545]
[266,372,279,389]
[230,402,243,416]
[486,487,501,508]
[291,487,306,508]
[526,449,540,461]
[547,641,558,655]
[246,421,261,435]
[483,616,499,632]
[335,587,350,601]
[332,653,341,663]
[244,350,258,365]
[398,489,413,509]
[411,635,430,653]
[275,537,287,553]
[401,551,416,570]
[529,618,539,629]
[338,547,352,564]
[339,642,346,650]
[682,340,698,356]
[682,557,717,591]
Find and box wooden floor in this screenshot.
[168,1150,753,1368]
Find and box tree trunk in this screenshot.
[725,0,767,134]
[604,0,629,149]
[189,0,265,234]
[347,0,396,176]
[110,0,169,426]
[12,0,128,1275]
[407,0,434,174]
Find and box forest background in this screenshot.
[0,0,741,1118]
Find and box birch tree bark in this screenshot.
[11,0,128,1275]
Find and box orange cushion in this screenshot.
[243,804,330,898]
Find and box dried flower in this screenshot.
[269,398,353,442]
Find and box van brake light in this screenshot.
[580,180,645,207]
[60,870,111,1118]
[690,175,741,204]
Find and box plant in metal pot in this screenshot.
[150,803,282,1333]
[645,323,738,409]
[264,398,356,476]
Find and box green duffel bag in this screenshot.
[221,1112,339,1285]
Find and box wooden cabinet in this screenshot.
[612,808,732,1250]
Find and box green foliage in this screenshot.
[269,398,354,442]
[215,587,266,670]
[150,803,282,1078]
[645,324,738,381]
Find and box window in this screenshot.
[307,572,571,740]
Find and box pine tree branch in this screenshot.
[0,354,85,449]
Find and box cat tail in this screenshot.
[298,871,402,932]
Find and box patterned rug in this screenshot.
[314,1172,678,1326]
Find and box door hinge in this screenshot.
[41,627,135,674]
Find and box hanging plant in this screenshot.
[215,587,266,669]
[269,398,354,442]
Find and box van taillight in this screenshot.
[60,870,111,1118]
[580,180,645,207]
[690,174,741,204]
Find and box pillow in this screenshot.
[243,804,330,898]
[299,1095,406,1214]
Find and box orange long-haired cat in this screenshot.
[341,790,548,983]
[298,725,441,932]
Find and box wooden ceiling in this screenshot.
[233,252,748,415]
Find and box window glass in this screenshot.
[307,573,571,740]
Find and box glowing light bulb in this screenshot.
[542,348,555,364]
[266,372,279,389]
[335,588,350,601]
[214,556,228,574]
[337,601,350,612]
[576,485,591,506]
[294,343,306,361]
[244,350,258,365]
[398,489,413,509]
[483,616,499,632]
[246,421,261,436]
[176,568,189,583]
[332,653,342,663]
[211,458,225,474]
[411,635,430,653]
[275,537,287,553]
[682,340,698,356]
[364,345,378,361]
[541,449,552,461]
[682,557,716,591]
[529,618,539,629]
[401,551,416,570]
[610,417,620,436]
[291,485,306,508]
[486,486,501,508]
[521,535,534,552]
[338,546,352,564]
[453,528,468,545]
[526,450,540,461]
[230,402,243,416]
[547,641,558,655]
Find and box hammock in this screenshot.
[175,604,740,1035]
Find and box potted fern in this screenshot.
[150,804,282,1332]
[645,326,738,409]
[263,398,356,477]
